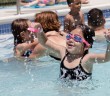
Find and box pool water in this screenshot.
[0,35,110,96]
[0,27,110,96]
[0,9,110,95]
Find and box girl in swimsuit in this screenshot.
[36,23,110,81]
[11,18,39,59]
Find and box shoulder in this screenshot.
[65,14,72,20]
[82,53,98,64]
[79,11,84,15]
[46,31,57,36]
[16,43,26,50]
[85,53,98,59]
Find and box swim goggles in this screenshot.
[27,27,38,33]
[66,34,90,47]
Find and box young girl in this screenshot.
[11,18,38,59]
[64,0,85,33]
[36,24,110,81]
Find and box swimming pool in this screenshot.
[0,8,110,96]
[0,8,110,34]
[0,30,110,96]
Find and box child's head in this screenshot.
[35,11,61,33]
[87,8,105,30]
[66,24,95,55]
[67,0,81,13]
[11,18,32,46]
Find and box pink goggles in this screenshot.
[66,34,90,47]
[27,27,38,33]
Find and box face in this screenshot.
[66,28,85,54]
[21,21,34,42]
[70,0,81,13]
[21,30,33,42]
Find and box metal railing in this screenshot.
[0,0,21,15]
[16,0,21,14]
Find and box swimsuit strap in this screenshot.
[61,49,69,62]
[79,56,84,65]
[49,55,61,61]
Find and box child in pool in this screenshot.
[64,0,85,33]
[36,24,110,81]
[11,18,39,59]
[87,8,110,42]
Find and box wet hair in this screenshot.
[73,24,95,56]
[11,18,29,46]
[87,8,105,29]
[35,11,61,33]
[67,0,74,5]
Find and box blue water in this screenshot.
[0,34,110,96]
[0,9,110,96]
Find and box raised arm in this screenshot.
[37,26,64,53]
[87,32,110,64]
[103,32,110,62]
[33,24,65,59]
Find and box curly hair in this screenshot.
[35,11,61,33]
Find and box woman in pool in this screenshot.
[11,18,39,59]
[33,11,66,60]
[87,8,110,42]
[36,23,110,81]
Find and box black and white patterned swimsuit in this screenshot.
[60,53,92,81]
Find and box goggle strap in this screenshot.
[82,39,90,47]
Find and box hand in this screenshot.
[32,23,43,38]
[33,23,43,33]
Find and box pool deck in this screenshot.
[0,0,110,23]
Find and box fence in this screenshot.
[0,0,16,6]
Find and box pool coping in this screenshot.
[0,3,110,24]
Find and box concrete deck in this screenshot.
[0,0,110,23]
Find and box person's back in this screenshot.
[87,8,110,42]
[64,0,84,33]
